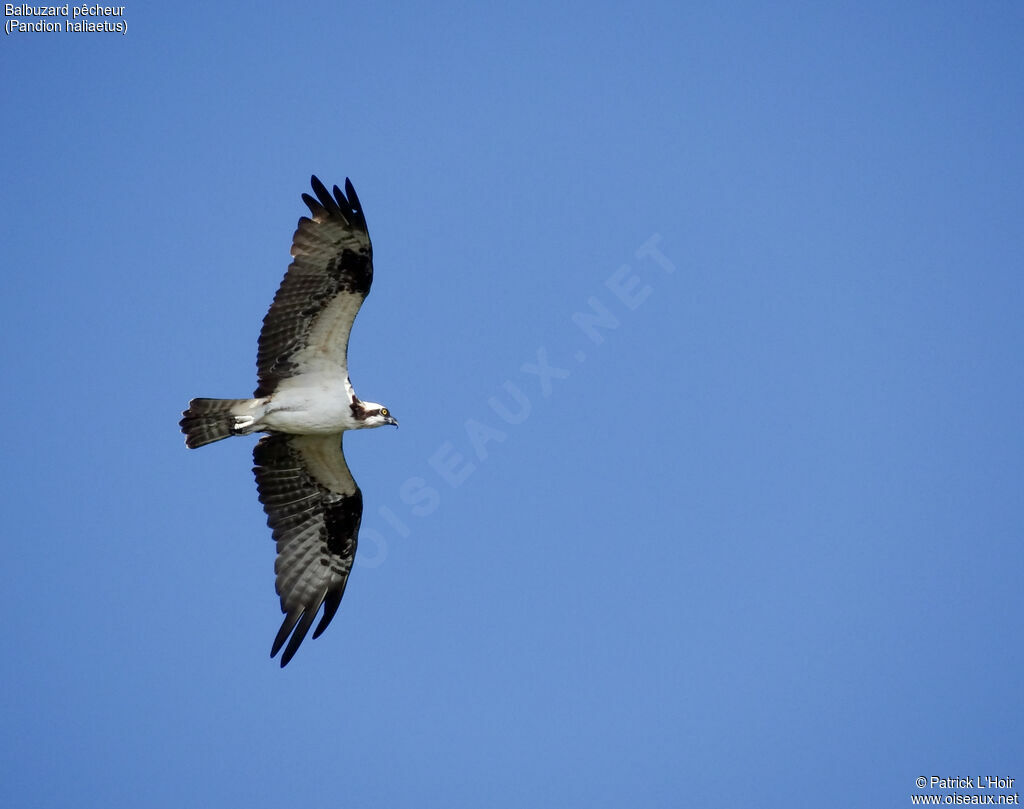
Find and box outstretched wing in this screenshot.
[252,433,362,666]
[255,176,373,398]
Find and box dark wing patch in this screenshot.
[252,433,362,666]
[255,176,373,397]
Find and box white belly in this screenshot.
[258,374,359,434]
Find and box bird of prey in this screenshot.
[180,176,398,666]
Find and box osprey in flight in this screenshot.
[180,176,397,667]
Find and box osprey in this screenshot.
[180,176,398,667]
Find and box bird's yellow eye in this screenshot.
[380,408,389,417]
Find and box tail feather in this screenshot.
[180,398,256,448]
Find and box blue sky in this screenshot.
[2,2,1022,807]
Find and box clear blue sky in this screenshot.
[2,2,1022,807]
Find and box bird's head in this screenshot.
[351,400,399,429]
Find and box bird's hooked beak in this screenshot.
[385,415,399,428]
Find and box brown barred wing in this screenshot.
[252,433,362,666]
[254,176,373,397]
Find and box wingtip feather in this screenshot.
[344,179,363,217]
[309,175,344,217]
[301,192,323,217]
[271,608,302,659]
[312,591,343,640]
[280,610,317,667]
